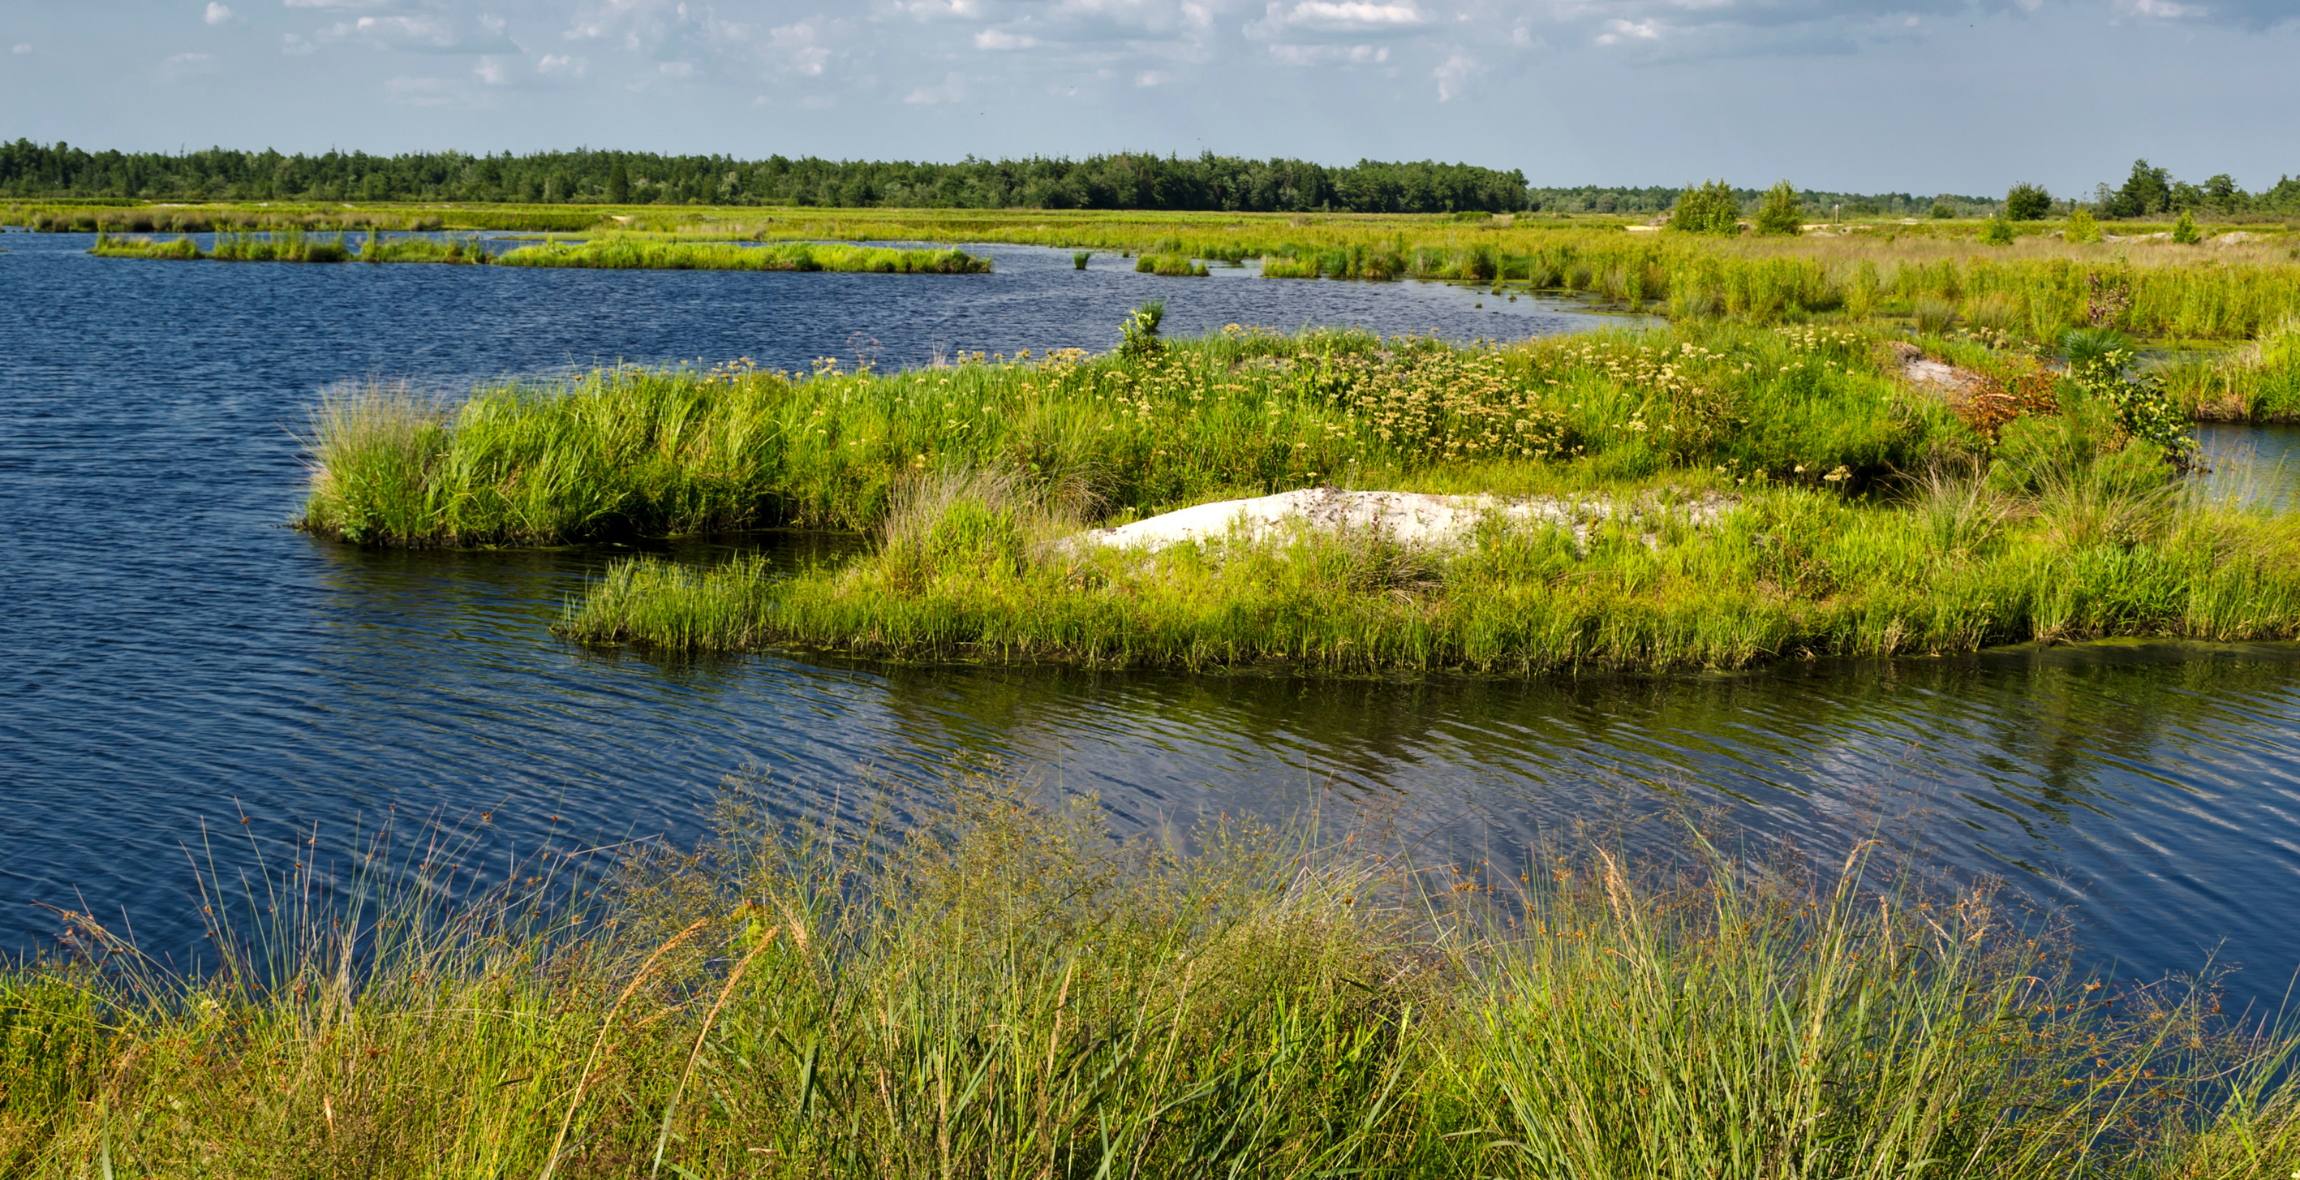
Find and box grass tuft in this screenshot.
[1,772,2292,1175]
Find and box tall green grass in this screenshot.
[559,438,2300,672]
[2,773,2292,1175]
[494,236,991,273]
[300,323,1979,547]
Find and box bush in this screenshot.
[1930,199,1956,219]
[2004,182,2053,221]
[1669,179,1741,234]
[2065,209,2102,244]
[2173,210,2202,245]
[1753,180,1804,236]
[1979,216,2016,246]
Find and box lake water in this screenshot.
[3,230,2297,1012]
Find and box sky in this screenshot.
[3,0,2296,197]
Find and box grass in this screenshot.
[558,448,2300,672]
[299,322,1983,548]
[2162,318,2300,423]
[1,770,2292,1176]
[34,200,2299,340]
[1132,253,1208,277]
[492,236,992,273]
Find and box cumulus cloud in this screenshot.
[1267,42,1388,63]
[974,28,1041,48]
[1431,48,1476,98]
[319,12,518,55]
[204,3,237,26]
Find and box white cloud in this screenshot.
[282,33,314,53]
[659,59,695,75]
[1136,68,1170,84]
[10,43,30,55]
[475,55,509,83]
[894,0,984,18]
[974,28,1040,49]
[204,3,237,26]
[1259,1,1423,31]
[2124,0,2208,16]
[1432,49,1476,98]
[536,52,586,75]
[1268,42,1388,64]
[768,20,832,75]
[1596,18,1662,44]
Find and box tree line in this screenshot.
[0,142,1535,213]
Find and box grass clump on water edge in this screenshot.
[1,769,2294,1176]
[559,444,2300,672]
[1134,252,1209,276]
[494,236,991,273]
[299,321,1981,547]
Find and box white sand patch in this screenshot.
[1065,487,1733,555]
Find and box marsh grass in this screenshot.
[301,323,1977,548]
[1133,253,1209,277]
[561,467,2300,671]
[494,236,991,273]
[3,770,2294,1176]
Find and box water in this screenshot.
[3,230,2298,1011]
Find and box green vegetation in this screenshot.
[492,237,991,273]
[3,771,2294,1175]
[302,323,1984,548]
[1754,180,1804,236]
[1,141,1535,212]
[2006,183,2055,221]
[1670,180,1742,234]
[1981,216,2018,246]
[1132,253,1208,277]
[81,229,989,273]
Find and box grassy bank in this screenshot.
[559,460,2300,672]
[492,236,990,273]
[84,230,989,273]
[299,322,1984,547]
[3,774,2292,1176]
[32,200,2300,340]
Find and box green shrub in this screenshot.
[1930,199,1956,219]
[1669,180,1741,235]
[1072,250,1091,269]
[1979,217,2016,246]
[2065,209,2103,244]
[1753,180,1804,236]
[2173,210,2202,245]
[2004,182,2053,221]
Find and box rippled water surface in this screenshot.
[3,230,2297,1010]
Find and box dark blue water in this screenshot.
[4,230,2298,1012]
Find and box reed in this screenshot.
[559,451,2300,672]
[1,772,2290,1176]
[1132,253,1208,277]
[301,322,1992,548]
[493,236,991,273]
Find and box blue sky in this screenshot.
[4,0,2295,197]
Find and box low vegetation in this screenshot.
[2,771,2292,1176]
[492,237,991,273]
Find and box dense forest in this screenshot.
[5,142,2293,219]
[0,144,1534,213]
